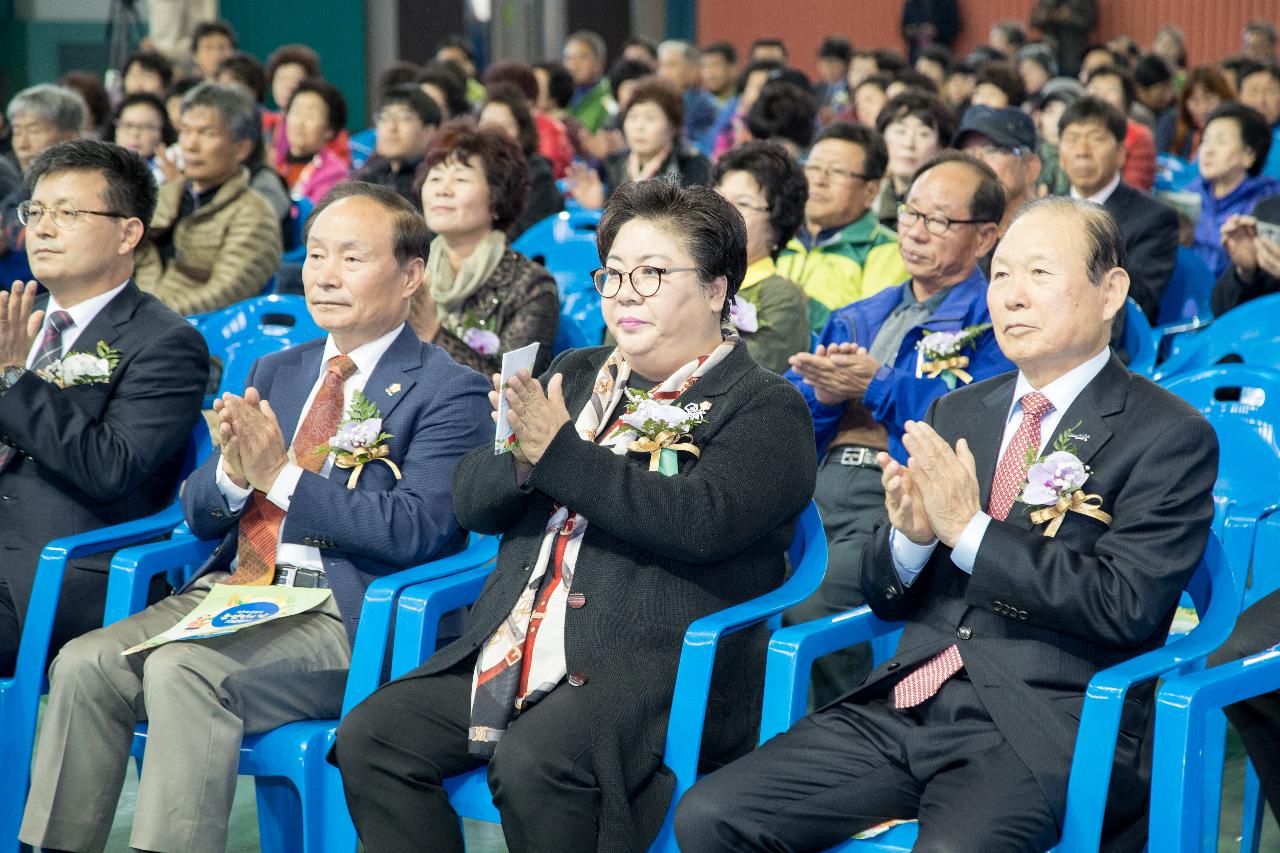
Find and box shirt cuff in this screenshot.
[215,456,252,511]
[265,463,305,512]
[950,512,992,574]
[890,527,938,588]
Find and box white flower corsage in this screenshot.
[617,390,711,475]
[916,322,992,389]
[36,341,120,388]
[729,296,759,333]
[322,390,402,489]
[1016,421,1112,537]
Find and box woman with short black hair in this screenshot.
[333,179,817,853]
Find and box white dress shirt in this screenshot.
[1069,172,1122,207]
[891,347,1113,586]
[24,280,130,368]
[215,323,406,572]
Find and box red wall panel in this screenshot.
[698,0,1280,77]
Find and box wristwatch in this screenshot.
[0,365,26,392]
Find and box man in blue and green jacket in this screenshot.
[784,152,1013,705]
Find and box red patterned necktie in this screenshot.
[0,311,74,472]
[892,391,1055,709]
[230,354,358,585]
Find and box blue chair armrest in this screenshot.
[103,534,217,626]
[390,565,497,679]
[1149,645,1280,851]
[340,538,498,715]
[1057,621,1241,850]
[759,607,903,743]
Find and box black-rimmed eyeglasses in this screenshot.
[591,265,698,298]
[896,203,994,236]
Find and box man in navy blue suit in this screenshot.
[21,181,492,853]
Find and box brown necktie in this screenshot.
[892,391,1054,709]
[230,354,358,585]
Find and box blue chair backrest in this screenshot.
[1123,298,1157,377]
[1162,365,1280,528]
[1159,247,1216,326]
[194,295,325,353]
[512,209,603,298]
[559,288,604,348]
[1155,153,1200,193]
[349,127,377,170]
[1156,292,1280,380]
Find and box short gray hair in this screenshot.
[658,39,700,64]
[566,30,607,63]
[1010,196,1126,285]
[179,81,261,144]
[6,84,86,133]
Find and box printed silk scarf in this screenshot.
[426,230,508,331]
[467,335,739,757]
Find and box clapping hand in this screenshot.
[900,420,981,548]
[878,451,935,545]
[788,342,880,405]
[0,281,44,370]
[216,388,289,492]
[502,370,570,467]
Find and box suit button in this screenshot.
[886,662,901,671]
[884,586,898,599]
[1019,611,1028,620]
[568,672,588,687]
[956,626,972,640]
[567,592,586,609]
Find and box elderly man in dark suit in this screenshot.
[0,139,208,675]
[1059,95,1179,323]
[676,196,1217,852]
[19,181,492,853]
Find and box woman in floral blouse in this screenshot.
[413,121,559,375]
[711,141,811,373]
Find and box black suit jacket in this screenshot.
[0,281,208,651]
[855,354,1217,827]
[1104,181,1180,322]
[426,343,817,853]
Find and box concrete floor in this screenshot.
[96,732,1279,852]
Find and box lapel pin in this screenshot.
[1068,432,1090,442]
[385,383,402,396]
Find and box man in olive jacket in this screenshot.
[134,81,282,316]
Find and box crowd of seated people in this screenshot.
[3,12,1280,853]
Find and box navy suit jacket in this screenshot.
[0,280,207,651]
[181,324,492,646]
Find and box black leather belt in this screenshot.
[825,444,883,469]
[273,564,329,588]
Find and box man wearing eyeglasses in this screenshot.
[355,85,443,210]
[783,152,1014,703]
[0,139,208,674]
[777,122,910,333]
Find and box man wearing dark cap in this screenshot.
[955,105,1042,238]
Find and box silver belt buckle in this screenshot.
[275,565,298,587]
[840,446,869,467]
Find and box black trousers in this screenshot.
[1209,588,1280,823]
[785,456,885,706]
[674,675,1060,853]
[331,655,599,853]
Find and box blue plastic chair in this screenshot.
[190,295,325,406]
[1122,297,1157,377]
[384,501,827,852]
[511,209,603,299]
[0,419,212,853]
[1161,365,1280,553]
[282,197,316,265]
[1155,292,1280,381]
[1150,637,1280,853]
[1155,153,1200,194]
[551,310,595,354]
[758,532,1241,853]
[348,127,376,171]
[1151,247,1215,357]
[114,535,499,853]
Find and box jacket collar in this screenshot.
[62,280,144,352]
[972,352,1128,524]
[794,208,892,252]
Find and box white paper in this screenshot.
[494,342,540,454]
